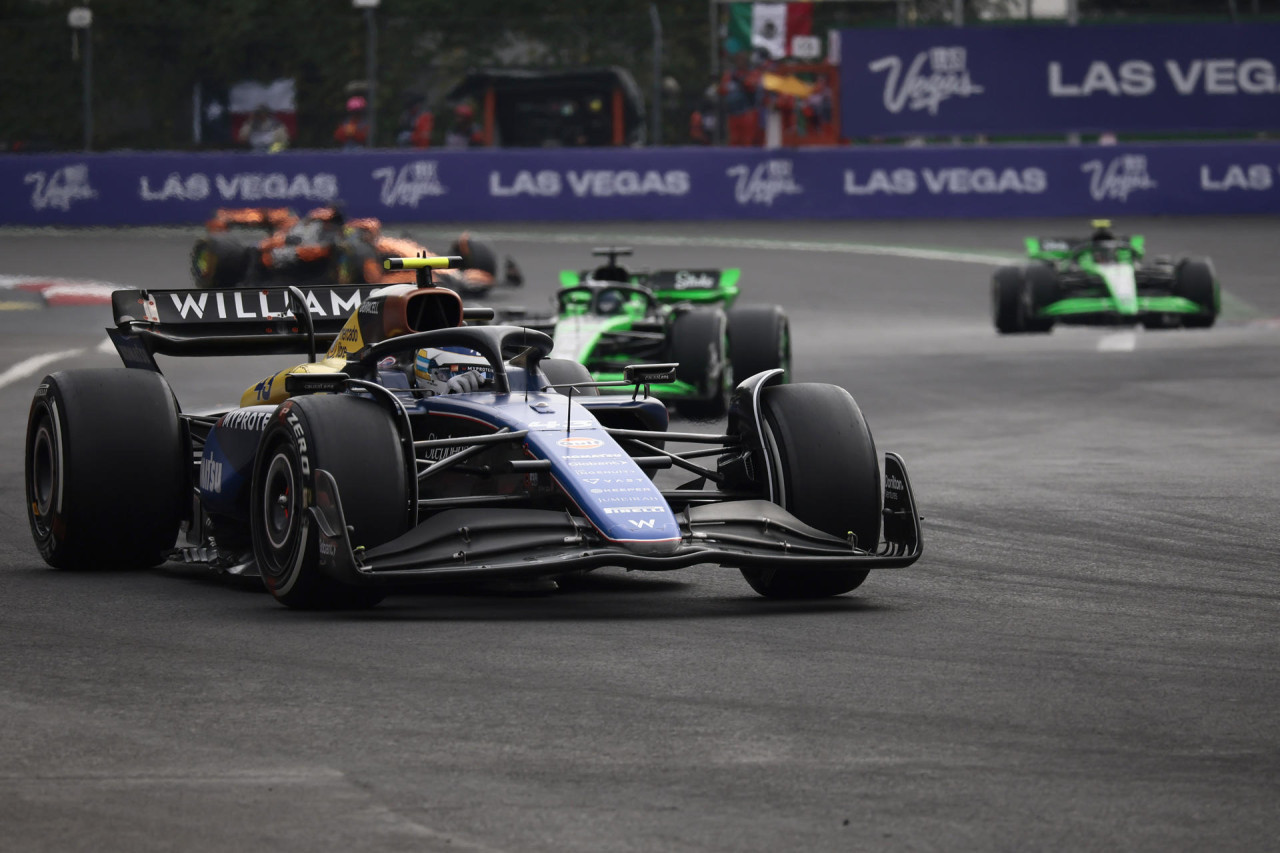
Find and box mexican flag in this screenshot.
[726,2,813,59]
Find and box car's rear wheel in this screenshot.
[539,358,600,396]
[992,266,1027,334]
[740,383,879,598]
[26,369,186,569]
[333,241,382,285]
[251,395,408,609]
[670,309,731,420]
[727,304,790,384]
[1174,259,1218,328]
[191,236,252,288]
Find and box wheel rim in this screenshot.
[262,451,299,553]
[29,415,58,528]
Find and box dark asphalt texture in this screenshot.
[0,218,1277,852]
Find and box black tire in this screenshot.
[1173,259,1218,329]
[740,383,880,599]
[727,304,790,383]
[332,241,381,284]
[250,395,408,609]
[451,232,498,276]
[26,369,185,570]
[991,266,1026,334]
[191,235,252,288]
[1022,265,1059,333]
[670,309,732,420]
[539,358,600,396]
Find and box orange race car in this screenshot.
[190,205,522,296]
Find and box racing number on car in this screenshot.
[254,375,274,402]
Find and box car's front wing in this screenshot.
[307,453,922,586]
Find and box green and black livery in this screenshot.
[992,220,1219,334]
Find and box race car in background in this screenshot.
[505,247,790,419]
[992,220,1219,334]
[191,205,523,296]
[24,256,922,610]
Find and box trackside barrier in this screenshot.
[4,143,1280,226]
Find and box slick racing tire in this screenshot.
[740,383,880,599]
[192,235,252,289]
[727,304,790,384]
[539,358,600,396]
[251,395,408,610]
[1173,259,1218,329]
[451,232,499,276]
[1022,266,1058,333]
[670,309,732,420]
[333,241,382,285]
[26,369,185,570]
[991,266,1027,334]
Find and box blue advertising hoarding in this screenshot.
[838,23,1280,136]
[3,143,1280,227]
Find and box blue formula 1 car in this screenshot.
[24,257,921,609]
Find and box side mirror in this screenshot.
[623,363,678,384]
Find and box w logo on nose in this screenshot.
[627,519,656,529]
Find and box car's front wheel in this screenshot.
[1173,258,1218,328]
[727,304,790,384]
[251,395,409,609]
[670,309,731,420]
[740,383,880,599]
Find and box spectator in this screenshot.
[238,105,288,153]
[721,52,763,146]
[334,96,370,149]
[445,103,483,148]
[397,96,434,148]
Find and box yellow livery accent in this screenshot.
[240,359,346,408]
[384,256,452,271]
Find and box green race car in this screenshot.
[515,248,790,419]
[992,220,1219,334]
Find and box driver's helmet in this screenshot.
[595,288,627,315]
[1090,218,1115,242]
[414,346,492,390]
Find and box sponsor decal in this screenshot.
[603,506,665,514]
[843,167,1046,196]
[372,160,448,207]
[1200,163,1274,192]
[25,164,98,211]
[885,475,905,492]
[869,46,985,115]
[557,437,605,449]
[488,169,690,198]
[1049,58,1280,98]
[166,288,363,321]
[671,271,717,289]
[285,410,311,475]
[1081,155,1157,202]
[726,159,803,206]
[138,171,339,203]
[219,409,273,432]
[589,487,653,494]
[626,519,657,529]
[582,477,646,485]
[199,458,224,494]
[528,419,595,430]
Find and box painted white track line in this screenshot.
[0,349,85,391]
[1097,331,1138,352]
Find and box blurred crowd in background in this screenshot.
[1,0,1276,154]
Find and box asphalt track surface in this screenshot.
[1,218,1277,852]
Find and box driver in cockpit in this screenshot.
[412,346,492,396]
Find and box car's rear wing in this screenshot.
[107,281,494,370]
[107,284,368,369]
[558,268,741,306]
[1026,235,1145,260]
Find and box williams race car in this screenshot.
[992,220,1219,334]
[25,256,920,610]
[507,247,790,419]
[191,205,522,297]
